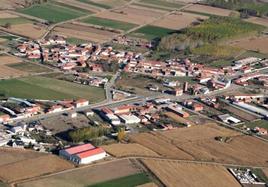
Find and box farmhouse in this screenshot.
[59,143,107,164]
[74,99,89,108]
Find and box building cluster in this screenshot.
[73,73,108,87]
[0,97,89,124]
[15,35,142,72]
[112,36,153,49]
[229,168,266,185]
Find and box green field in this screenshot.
[66,37,88,44]
[7,63,52,73]
[81,17,137,31]
[130,25,175,40]
[78,0,112,9]
[140,0,183,9]
[88,173,151,187]
[0,17,31,26]
[0,35,18,41]
[244,120,268,130]
[19,3,87,23]
[0,76,105,102]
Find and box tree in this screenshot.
[117,129,125,142]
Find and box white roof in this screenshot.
[234,102,268,117]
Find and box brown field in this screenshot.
[152,11,208,30]
[0,11,18,18]
[183,4,234,16]
[177,135,268,166]
[223,105,258,121]
[91,0,130,8]
[101,143,160,157]
[0,148,74,183]
[54,0,100,12]
[17,159,140,187]
[245,17,268,27]
[129,132,194,160]
[0,23,47,39]
[142,159,241,187]
[230,35,268,54]
[137,182,158,187]
[164,112,196,126]
[0,55,28,78]
[96,6,164,25]
[52,23,116,43]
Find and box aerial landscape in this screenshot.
[0,0,268,186]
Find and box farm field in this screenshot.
[7,62,52,73]
[142,159,241,187]
[131,3,172,11]
[81,16,137,31]
[0,55,28,78]
[222,105,259,121]
[101,143,160,157]
[164,112,196,126]
[54,0,99,13]
[183,4,235,16]
[0,148,73,183]
[52,23,117,43]
[151,11,208,30]
[18,3,86,23]
[0,11,19,19]
[88,173,151,187]
[230,35,268,54]
[17,159,140,187]
[96,6,164,25]
[139,0,183,9]
[78,0,112,9]
[0,76,105,102]
[245,17,268,27]
[130,25,175,40]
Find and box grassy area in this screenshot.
[53,1,93,13]
[78,0,112,9]
[244,120,268,130]
[0,35,18,41]
[81,17,137,31]
[236,50,268,59]
[7,63,52,73]
[19,3,86,23]
[191,44,242,58]
[0,17,31,26]
[88,173,151,187]
[0,76,105,102]
[208,59,232,68]
[66,37,88,44]
[130,25,175,40]
[139,0,183,9]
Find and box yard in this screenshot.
[19,3,87,23]
[0,76,105,102]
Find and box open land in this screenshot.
[0,11,19,19]
[51,23,116,43]
[18,3,86,23]
[17,159,140,187]
[139,0,183,9]
[86,0,130,8]
[245,17,268,27]
[183,4,235,16]
[7,62,51,73]
[0,55,28,78]
[230,35,268,54]
[96,6,164,25]
[54,0,99,13]
[0,76,105,102]
[142,159,241,187]
[223,105,259,121]
[0,148,73,183]
[101,143,160,157]
[151,11,208,30]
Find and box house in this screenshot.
[74,99,89,108]
[166,106,189,118]
[254,127,267,135]
[83,109,94,116]
[119,114,141,124]
[59,143,107,164]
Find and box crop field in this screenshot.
[130,25,175,40]
[0,17,31,26]
[0,76,105,102]
[52,23,117,43]
[151,11,208,30]
[81,16,137,31]
[142,159,240,187]
[139,0,183,9]
[88,173,151,187]
[17,159,140,187]
[7,62,51,73]
[101,143,160,157]
[0,148,73,183]
[245,17,268,27]
[19,3,86,23]
[164,112,195,126]
[0,55,28,78]
[0,11,19,19]
[183,4,235,17]
[230,35,268,54]
[96,6,164,25]
[54,0,99,13]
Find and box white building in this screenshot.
[119,114,141,124]
[218,114,241,124]
[59,143,106,165]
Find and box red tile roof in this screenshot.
[65,143,95,155]
[76,147,105,159]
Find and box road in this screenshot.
[104,71,121,102]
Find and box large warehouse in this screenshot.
[59,143,107,164]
